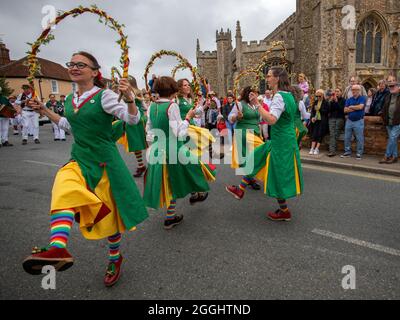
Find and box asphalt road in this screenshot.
[0,125,399,300]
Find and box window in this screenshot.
[51,80,59,94]
[356,15,385,64]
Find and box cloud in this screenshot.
[0,0,295,88]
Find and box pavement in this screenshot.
[300,149,400,177]
[0,125,399,300]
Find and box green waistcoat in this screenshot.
[143,101,209,208]
[178,97,194,125]
[234,101,260,166]
[124,99,148,152]
[65,90,148,229]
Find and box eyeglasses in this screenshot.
[66,62,94,70]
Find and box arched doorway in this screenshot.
[362,78,377,92]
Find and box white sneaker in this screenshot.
[309,149,314,155]
[313,149,320,155]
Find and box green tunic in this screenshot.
[234,101,260,167]
[124,99,148,152]
[246,91,304,199]
[143,101,210,209]
[65,90,148,230]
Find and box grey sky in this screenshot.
[0,0,295,88]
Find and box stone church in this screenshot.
[196,0,400,97]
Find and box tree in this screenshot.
[0,77,14,97]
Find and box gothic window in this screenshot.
[356,15,385,64]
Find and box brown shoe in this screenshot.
[379,156,390,164]
[386,157,398,164]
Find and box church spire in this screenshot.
[236,20,242,38]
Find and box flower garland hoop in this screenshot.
[26,5,130,98]
[144,50,201,106]
[233,68,265,100]
[254,40,289,75]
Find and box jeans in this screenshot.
[328,118,344,153]
[225,121,236,147]
[385,125,400,158]
[344,119,364,156]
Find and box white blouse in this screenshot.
[57,86,140,131]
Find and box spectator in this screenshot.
[148,74,157,94]
[221,93,236,147]
[0,87,14,147]
[263,89,273,106]
[327,88,346,157]
[292,86,310,147]
[341,85,367,160]
[46,94,65,141]
[370,80,389,115]
[297,73,309,96]
[204,97,218,130]
[343,76,367,99]
[258,95,270,140]
[209,91,221,113]
[309,89,329,155]
[365,88,376,115]
[216,114,228,159]
[8,95,20,135]
[379,79,400,164]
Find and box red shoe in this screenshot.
[225,185,244,200]
[104,255,123,287]
[22,247,74,275]
[267,209,292,221]
[133,166,146,178]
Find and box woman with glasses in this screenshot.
[22,51,148,287]
[226,67,303,222]
[309,89,329,155]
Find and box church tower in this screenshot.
[216,28,232,97]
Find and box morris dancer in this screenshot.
[226,67,303,221]
[22,51,148,287]
[144,76,215,229]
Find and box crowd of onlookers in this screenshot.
[305,74,399,164]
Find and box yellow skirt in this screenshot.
[231,131,264,169]
[51,161,135,240]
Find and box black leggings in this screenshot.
[311,121,325,143]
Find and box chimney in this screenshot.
[0,40,11,66]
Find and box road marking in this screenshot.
[23,160,60,167]
[302,164,400,183]
[312,229,400,257]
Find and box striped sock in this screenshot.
[134,151,145,168]
[277,199,289,212]
[48,209,75,249]
[239,176,252,191]
[107,233,122,262]
[166,199,177,220]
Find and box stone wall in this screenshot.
[304,116,399,156]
